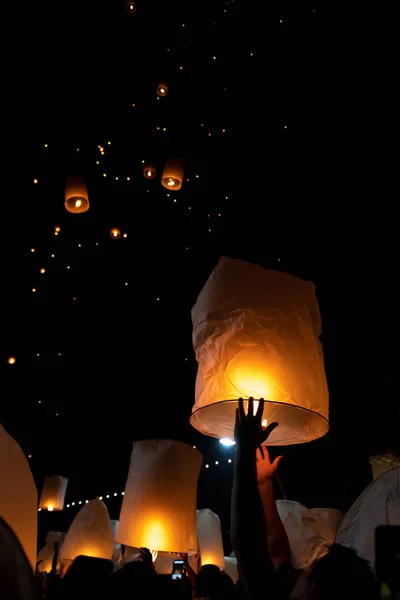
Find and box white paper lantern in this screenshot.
[39,476,68,511]
[37,531,65,573]
[223,556,238,584]
[335,468,400,570]
[60,499,114,562]
[276,500,343,570]
[368,453,400,480]
[0,423,37,570]
[116,440,202,553]
[161,158,184,191]
[65,176,89,214]
[190,257,329,445]
[197,509,224,569]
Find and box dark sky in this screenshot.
[2,0,397,549]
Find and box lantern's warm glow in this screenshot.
[156,82,168,97]
[60,499,114,562]
[39,476,69,511]
[8,357,16,365]
[161,158,184,191]
[110,228,121,239]
[126,1,136,13]
[191,258,329,446]
[65,176,89,214]
[40,268,46,274]
[117,440,202,553]
[220,438,235,446]
[143,165,156,179]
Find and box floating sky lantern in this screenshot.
[190,257,329,445]
[156,82,168,97]
[161,158,184,191]
[110,228,121,239]
[65,176,90,214]
[117,440,202,553]
[39,476,69,511]
[143,165,157,179]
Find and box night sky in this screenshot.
[2,0,398,551]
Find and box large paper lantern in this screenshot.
[37,531,65,573]
[116,440,202,553]
[335,468,400,570]
[60,499,113,562]
[197,509,224,568]
[190,257,329,445]
[161,158,184,191]
[276,500,343,570]
[0,423,37,570]
[223,556,238,584]
[39,476,68,511]
[368,453,400,480]
[65,176,89,214]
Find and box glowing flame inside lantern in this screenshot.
[167,179,175,186]
[159,88,165,94]
[147,170,153,177]
[225,351,273,403]
[47,506,54,512]
[75,199,82,208]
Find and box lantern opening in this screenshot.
[219,438,235,446]
[47,506,54,512]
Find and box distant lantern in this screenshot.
[368,453,400,480]
[126,0,136,13]
[116,440,202,553]
[161,158,184,191]
[156,82,168,97]
[190,257,329,445]
[0,424,37,570]
[8,356,16,365]
[143,165,156,179]
[65,176,89,214]
[39,476,69,511]
[110,228,121,239]
[60,499,114,562]
[197,509,224,568]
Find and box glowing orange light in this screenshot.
[8,357,16,365]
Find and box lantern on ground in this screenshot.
[197,509,224,568]
[36,532,66,573]
[110,228,121,239]
[60,499,114,562]
[39,476,68,511]
[0,424,37,570]
[190,257,329,445]
[276,500,343,570]
[156,82,168,97]
[116,440,202,553]
[65,176,89,214]
[143,165,156,179]
[161,158,184,191]
[368,453,400,480]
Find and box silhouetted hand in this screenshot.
[234,398,278,452]
[138,547,154,570]
[256,446,283,483]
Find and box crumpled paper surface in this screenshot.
[60,499,113,561]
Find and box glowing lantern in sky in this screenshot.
[126,0,136,13]
[0,423,37,570]
[156,82,168,97]
[39,476,69,511]
[190,257,329,445]
[368,453,400,480]
[197,509,224,568]
[116,440,202,553]
[161,158,184,191]
[143,165,156,179]
[110,228,121,239]
[7,356,16,365]
[60,499,114,562]
[65,176,90,214]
